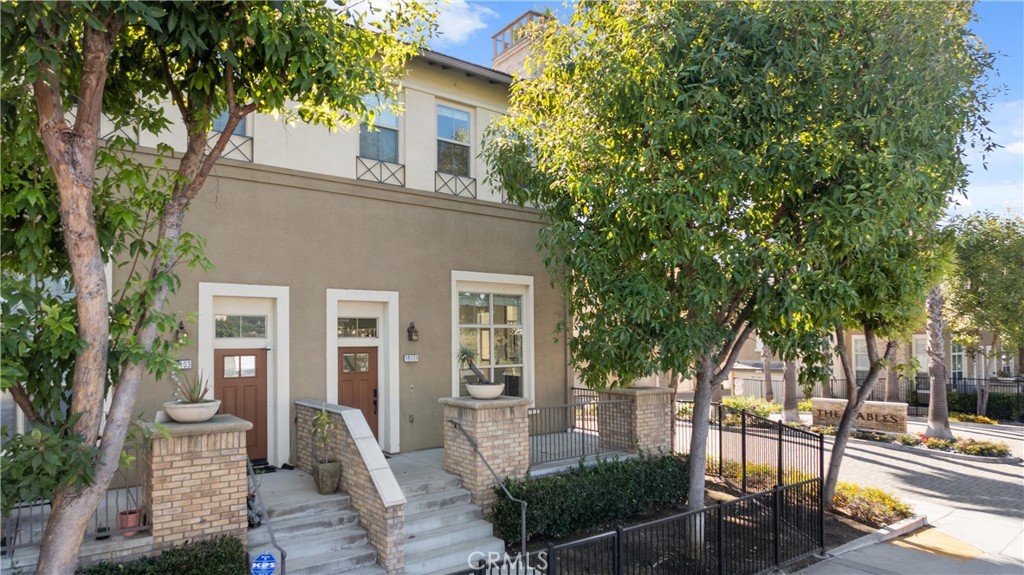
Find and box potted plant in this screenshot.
[163,371,221,423]
[457,345,505,399]
[311,407,342,495]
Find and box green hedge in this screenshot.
[490,454,688,543]
[947,392,1022,421]
[77,536,245,575]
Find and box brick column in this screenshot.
[142,415,252,551]
[597,386,675,454]
[440,396,531,514]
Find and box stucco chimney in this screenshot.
[491,10,549,77]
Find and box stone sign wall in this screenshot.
[811,398,907,433]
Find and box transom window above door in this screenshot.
[338,317,378,338]
[215,314,267,338]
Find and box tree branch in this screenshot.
[8,383,41,425]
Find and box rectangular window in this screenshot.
[437,105,470,177]
[912,336,928,374]
[951,344,964,381]
[338,317,378,338]
[215,314,267,338]
[853,336,869,382]
[458,291,523,397]
[360,95,400,163]
[212,111,247,136]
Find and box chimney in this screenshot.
[491,10,549,77]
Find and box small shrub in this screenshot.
[808,425,836,435]
[953,438,1012,457]
[922,437,954,451]
[949,412,999,425]
[491,454,689,543]
[832,483,913,528]
[722,396,781,417]
[851,430,890,443]
[718,459,814,491]
[895,434,921,446]
[797,399,813,412]
[77,536,245,575]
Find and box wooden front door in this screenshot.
[214,348,268,461]
[338,347,378,438]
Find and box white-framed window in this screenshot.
[912,335,928,374]
[996,350,1016,377]
[212,110,247,136]
[359,94,400,164]
[437,104,471,177]
[852,335,869,382]
[452,272,534,400]
[951,344,965,381]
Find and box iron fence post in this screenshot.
[716,505,724,575]
[614,525,624,575]
[547,541,557,575]
[773,486,781,568]
[777,422,784,488]
[741,410,747,493]
[717,403,723,477]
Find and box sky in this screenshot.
[427,0,1024,217]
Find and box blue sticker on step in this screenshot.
[251,553,277,575]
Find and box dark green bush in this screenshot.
[77,536,246,575]
[947,392,1022,421]
[490,454,688,543]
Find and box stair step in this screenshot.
[405,502,484,533]
[250,508,358,540]
[248,524,368,559]
[404,489,472,516]
[405,537,507,575]
[264,493,350,519]
[398,473,462,497]
[286,546,381,575]
[405,519,496,556]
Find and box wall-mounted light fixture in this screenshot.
[407,322,419,342]
[176,321,189,344]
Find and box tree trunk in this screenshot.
[824,329,896,508]
[884,340,902,402]
[782,360,799,423]
[925,286,954,440]
[761,343,774,402]
[978,332,996,416]
[684,355,716,557]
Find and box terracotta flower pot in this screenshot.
[118,509,142,537]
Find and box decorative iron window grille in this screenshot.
[435,172,477,198]
[356,157,405,187]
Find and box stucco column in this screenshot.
[597,386,675,454]
[439,396,530,514]
[142,415,252,550]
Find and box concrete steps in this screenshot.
[398,464,506,575]
[249,491,381,575]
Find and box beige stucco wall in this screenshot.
[121,157,567,458]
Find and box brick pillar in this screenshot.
[597,387,675,454]
[439,396,531,514]
[142,415,252,550]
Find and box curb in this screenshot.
[825,514,927,557]
[821,434,1023,465]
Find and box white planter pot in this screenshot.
[466,383,505,400]
[163,399,222,423]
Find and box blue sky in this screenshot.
[428,0,1024,216]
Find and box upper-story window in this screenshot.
[360,95,400,164]
[437,105,471,177]
[212,111,247,136]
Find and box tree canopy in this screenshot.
[485,0,992,512]
[1,2,433,572]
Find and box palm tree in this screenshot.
[761,341,774,402]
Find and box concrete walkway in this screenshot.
[793,418,1024,575]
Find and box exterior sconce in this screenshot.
[407,322,419,342]
[176,321,189,344]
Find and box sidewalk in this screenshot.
[792,418,1024,575]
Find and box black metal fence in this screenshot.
[528,389,634,467]
[906,376,1024,420]
[675,402,824,494]
[544,478,823,575]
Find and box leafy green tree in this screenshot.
[1,2,432,572]
[945,213,1024,413]
[485,0,992,525]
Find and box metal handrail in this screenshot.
[246,460,286,574]
[449,420,528,560]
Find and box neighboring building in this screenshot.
[98,21,568,466]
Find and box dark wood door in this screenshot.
[214,348,268,461]
[338,346,378,438]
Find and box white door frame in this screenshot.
[199,282,290,467]
[326,289,400,453]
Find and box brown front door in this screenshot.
[338,347,378,438]
[214,348,268,461]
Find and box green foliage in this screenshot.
[851,430,893,443]
[490,454,689,543]
[173,371,211,404]
[797,399,813,413]
[76,536,245,575]
[311,408,333,457]
[953,438,1011,457]
[895,434,922,446]
[717,459,814,492]
[722,396,781,419]
[833,483,913,528]
[808,425,837,436]
[949,412,999,425]
[922,437,955,451]
[485,0,992,397]
[1,422,98,516]
[947,393,1022,421]
[945,214,1024,355]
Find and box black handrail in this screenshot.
[246,459,287,574]
[449,420,528,560]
